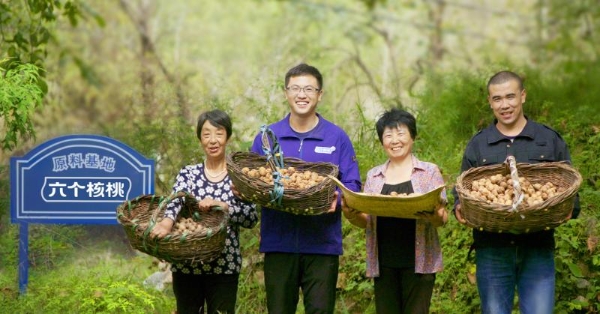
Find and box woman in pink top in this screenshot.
[341,108,447,314]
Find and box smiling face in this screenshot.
[285,75,323,119]
[381,124,414,162]
[200,120,229,160]
[488,79,527,133]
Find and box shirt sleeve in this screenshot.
[430,165,447,202]
[337,132,362,193]
[164,167,189,221]
[227,196,259,228]
[250,133,262,154]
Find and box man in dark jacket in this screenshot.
[251,63,361,314]
[453,70,580,314]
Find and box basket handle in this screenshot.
[505,156,524,213]
[260,125,286,207]
[152,191,224,221]
[141,191,189,241]
[261,125,285,171]
[151,191,193,222]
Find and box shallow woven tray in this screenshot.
[116,191,228,263]
[328,175,445,219]
[455,161,581,234]
[227,151,339,215]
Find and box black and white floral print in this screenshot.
[164,163,258,275]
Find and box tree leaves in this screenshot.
[0,62,44,151]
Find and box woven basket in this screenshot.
[227,151,339,215]
[455,160,581,234]
[116,191,229,263]
[329,175,445,219]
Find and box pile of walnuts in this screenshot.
[171,217,205,234]
[468,174,563,206]
[142,217,204,235]
[242,166,325,189]
[389,191,421,197]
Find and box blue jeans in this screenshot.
[475,246,555,314]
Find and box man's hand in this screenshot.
[326,191,340,213]
[454,204,467,225]
[231,182,241,198]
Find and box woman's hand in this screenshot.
[198,197,228,212]
[415,200,448,227]
[150,218,174,239]
[341,194,366,228]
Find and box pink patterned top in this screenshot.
[364,155,447,277]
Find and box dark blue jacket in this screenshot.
[251,113,362,255]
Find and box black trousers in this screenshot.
[373,266,436,314]
[172,271,239,314]
[264,252,339,314]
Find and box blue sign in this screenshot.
[10,134,154,224]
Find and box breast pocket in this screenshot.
[479,154,502,166]
[527,149,556,162]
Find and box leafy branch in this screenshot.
[0,61,44,151]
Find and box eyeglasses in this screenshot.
[285,85,320,96]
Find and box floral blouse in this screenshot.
[164,163,258,275]
[364,155,446,277]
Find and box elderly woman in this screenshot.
[151,109,258,314]
[341,108,447,314]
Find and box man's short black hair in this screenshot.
[285,63,323,90]
[487,71,524,91]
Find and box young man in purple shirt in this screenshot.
[250,63,361,314]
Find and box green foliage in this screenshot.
[0,0,104,149]
[532,0,600,62]
[0,62,44,151]
[554,215,600,313]
[0,0,90,68]
[339,218,373,310]
[235,227,267,313]
[0,237,174,313]
[78,280,161,313]
[109,118,199,194]
[0,224,85,270]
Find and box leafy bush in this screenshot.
[0,249,174,313]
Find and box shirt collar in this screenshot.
[487,116,535,144]
[277,113,325,140]
[373,154,425,177]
